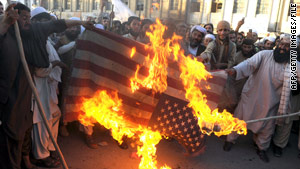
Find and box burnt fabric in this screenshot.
[148,94,206,154]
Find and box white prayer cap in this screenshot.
[251,29,258,35]
[204,34,215,40]
[69,17,85,34]
[190,25,207,35]
[264,36,275,43]
[69,17,81,21]
[50,13,57,20]
[95,24,104,30]
[31,7,47,19]
[280,33,290,40]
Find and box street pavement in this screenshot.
[40,123,300,169]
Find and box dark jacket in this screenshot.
[0,20,67,140]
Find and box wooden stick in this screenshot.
[109,4,114,29]
[6,1,69,169]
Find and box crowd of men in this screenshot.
[0,2,300,169]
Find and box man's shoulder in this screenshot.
[257,50,273,56]
[235,51,243,57]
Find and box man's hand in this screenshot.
[246,31,253,40]
[109,11,115,20]
[237,18,244,27]
[81,21,94,30]
[51,60,68,69]
[196,56,204,62]
[1,4,18,26]
[225,68,237,77]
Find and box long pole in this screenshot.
[246,111,300,124]
[7,1,69,169]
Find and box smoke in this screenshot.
[111,0,136,23]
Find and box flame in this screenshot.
[80,19,247,169]
[130,47,136,58]
[178,56,247,136]
[130,19,247,136]
[79,90,170,169]
[130,19,182,93]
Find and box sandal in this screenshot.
[50,151,60,161]
[36,156,61,168]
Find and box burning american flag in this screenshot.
[63,20,246,168]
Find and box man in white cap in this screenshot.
[263,36,275,50]
[272,33,300,158]
[200,20,236,70]
[203,33,215,47]
[224,35,300,163]
[186,25,207,57]
[30,7,68,168]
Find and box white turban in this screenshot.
[69,17,85,34]
[95,24,104,30]
[280,33,290,40]
[50,13,57,20]
[250,29,258,35]
[31,7,47,19]
[204,34,215,41]
[264,36,275,43]
[190,25,207,35]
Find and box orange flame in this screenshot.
[178,56,247,136]
[130,19,182,93]
[79,90,170,169]
[130,47,136,58]
[130,19,247,136]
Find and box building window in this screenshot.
[65,0,71,10]
[92,0,99,10]
[256,0,270,14]
[288,0,300,16]
[53,0,59,9]
[170,0,179,10]
[136,0,144,11]
[76,0,82,10]
[211,0,223,13]
[233,0,246,14]
[190,0,201,12]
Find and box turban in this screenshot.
[190,25,207,36]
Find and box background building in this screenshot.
[1,0,300,34]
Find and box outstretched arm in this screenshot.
[232,51,265,80]
[235,18,244,33]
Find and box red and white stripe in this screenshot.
[64,29,227,125]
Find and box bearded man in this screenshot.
[0,3,93,169]
[223,35,300,163]
[186,25,207,57]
